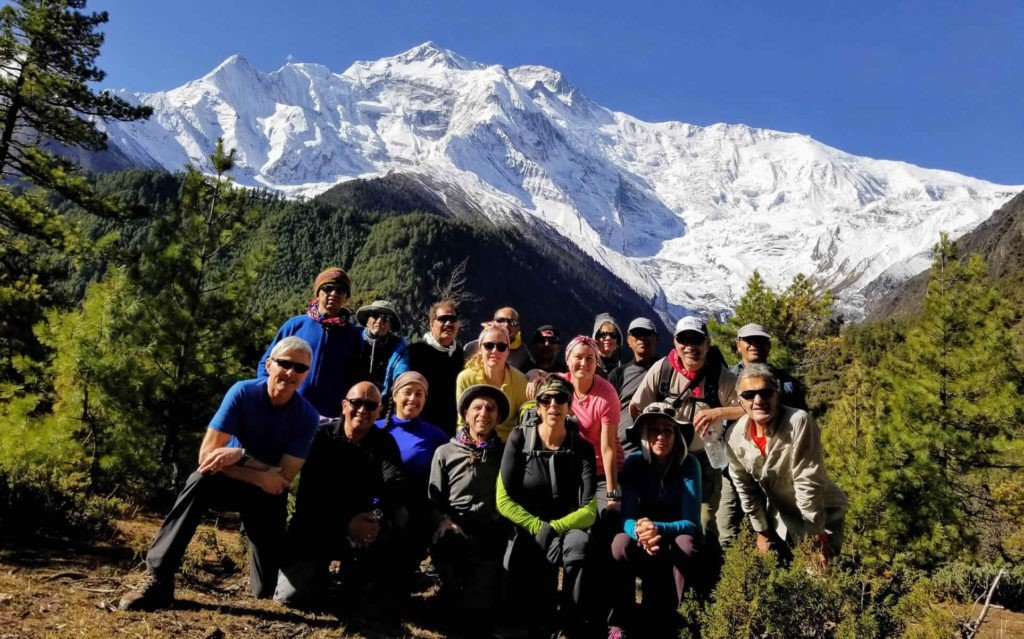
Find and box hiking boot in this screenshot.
[118,572,174,611]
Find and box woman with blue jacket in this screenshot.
[608,402,701,638]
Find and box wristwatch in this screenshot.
[237,449,251,468]
[607,489,622,502]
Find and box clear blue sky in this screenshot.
[90,0,1024,185]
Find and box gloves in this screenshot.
[534,522,558,551]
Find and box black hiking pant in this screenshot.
[144,471,287,598]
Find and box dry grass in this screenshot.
[0,517,446,639]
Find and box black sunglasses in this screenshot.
[344,397,380,412]
[434,314,459,324]
[272,358,310,374]
[367,311,391,321]
[318,284,344,295]
[537,393,570,406]
[595,331,619,340]
[675,333,705,346]
[739,388,776,401]
[482,341,509,352]
[535,337,560,345]
[493,317,520,327]
[629,329,655,339]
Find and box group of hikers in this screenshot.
[117,266,848,639]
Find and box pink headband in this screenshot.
[564,335,603,368]
[478,322,510,343]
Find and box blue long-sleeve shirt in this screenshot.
[620,451,702,539]
[258,315,362,418]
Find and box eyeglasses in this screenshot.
[344,398,380,412]
[629,329,655,339]
[675,333,705,346]
[595,331,620,340]
[482,341,509,352]
[537,393,570,406]
[367,312,391,322]
[318,284,343,295]
[535,337,560,346]
[272,358,310,374]
[739,388,776,401]
[434,314,458,324]
[493,317,520,327]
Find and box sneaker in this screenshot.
[118,573,174,611]
[607,626,627,639]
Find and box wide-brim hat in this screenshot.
[458,384,511,424]
[627,402,695,450]
[356,300,402,331]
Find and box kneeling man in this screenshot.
[120,336,320,610]
[273,381,406,608]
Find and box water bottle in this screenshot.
[701,423,729,470]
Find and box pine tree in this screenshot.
[130,140,273,485]
[853,235,1023,569]
[0,0,150,385]
[709,270,838,370]
[39,141,275,492]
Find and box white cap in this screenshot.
[673,316,707,337]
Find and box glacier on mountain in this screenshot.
[99,42,1022,320]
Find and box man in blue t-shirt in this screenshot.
[119,336,321,611]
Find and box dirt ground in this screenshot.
[1,517,1021,639]
[0,518,446,639]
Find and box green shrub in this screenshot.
[0,397,122,538]
[702,532,884,638]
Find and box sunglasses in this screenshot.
[318,284,344,295]
[629,329,655,339]
[344,397,380,412]
[537,393,570,406]
[482,341,509,352]
[434,314,459,324]
[739,387,776,401]
[272,358,310,374]
[675,333,705,346]
[643,405,677,419]
[367,312,391,322]
[493,317,520,327]
[535,337,560,345]
[595,331,620,340]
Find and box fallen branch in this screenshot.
[44,571,88,581]
[965,568,1006,639]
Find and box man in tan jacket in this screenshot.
[726,364,847,564]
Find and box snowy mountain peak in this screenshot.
[508,65,583,105]
[380,41,480,71]
[97,45,1022,321]
[203,54,261,83]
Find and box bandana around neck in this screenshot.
[307,298,350,328]
[424,332,457,356]
[456,426,500,450]
[668,350,703,398]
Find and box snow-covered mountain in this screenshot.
[100,42,1021,320]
